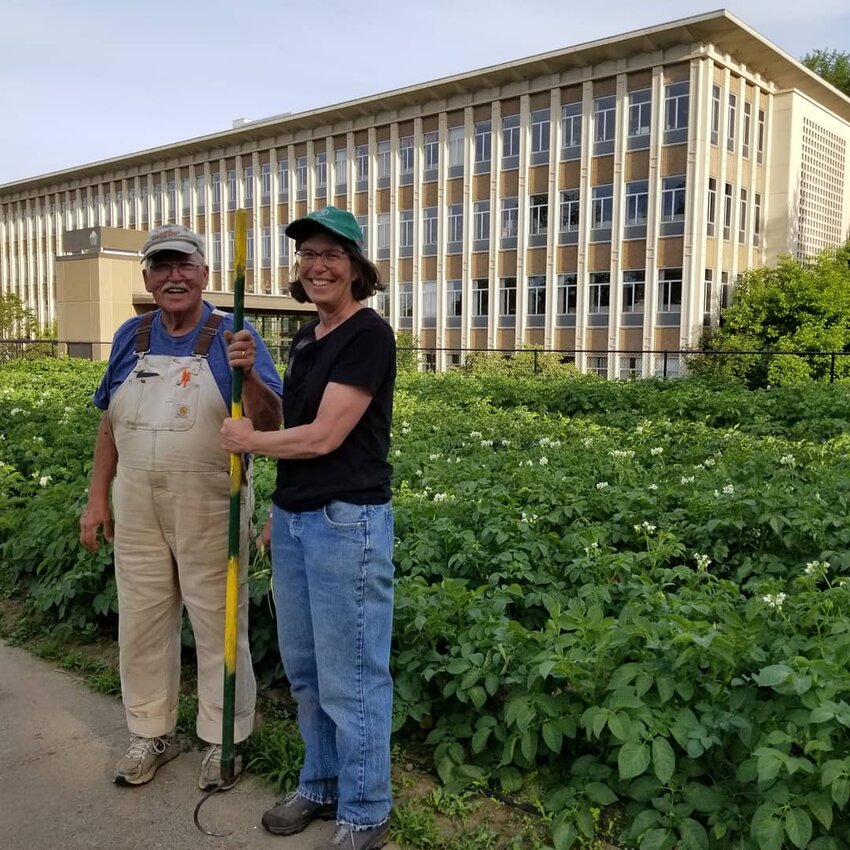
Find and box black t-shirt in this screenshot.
[272,308,396,511]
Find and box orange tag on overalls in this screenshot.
[181,369,190,387]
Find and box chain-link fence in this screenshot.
[4,339,850,383]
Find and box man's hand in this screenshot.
[224,329,256,375]
[221,417,257,453]
[80,498,114,553]
[256,514,272,552]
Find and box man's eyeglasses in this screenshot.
[147,261,203,278]
[295,249,350,265]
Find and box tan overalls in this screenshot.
[108,311,255,743]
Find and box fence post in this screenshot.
[663,350,669,379]
[533,349,539,374]
[831,352,836,384]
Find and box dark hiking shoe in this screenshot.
[114,734,178,786]
[311,823,390,850]
[261,791,338,835]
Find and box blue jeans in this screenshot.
[271,500,395,829]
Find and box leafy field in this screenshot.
[3,359,850,850]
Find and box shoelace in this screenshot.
[329,827,356,848]
[204,745,223,767]
[126,734,168,759]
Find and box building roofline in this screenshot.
[3,8,849,194]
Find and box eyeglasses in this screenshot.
[295,249,350,265]
[147,260,203,278]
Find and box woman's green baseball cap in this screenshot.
[285,206,364,250]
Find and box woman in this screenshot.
[221,206,396,850]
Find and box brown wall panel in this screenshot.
[447,180,464,204]
[587,329,608,348]
[499,251,517,275]
[422,256,437,279]
[501,98,520,116]
[376,188,390,212]
[665,63,690,83]
[472,254,490,277]
[619,329,643,349]
[423,182,438,206]
[560,161,581,188]
[446,255,463,277]
[474,104,491,121]
[500,171,519,196]
[588,243,612,271]
[399,258,413,280]
[529,166,549,193]
[526,328,545,346]
[625,149,649,180]
[557,245,578,271]
[627,71,652,90]
[661,145,687,175]
[593,78,616,97]
[592,155,614,185]
[531,91,551,109]
[422,115,439,132]
[399,185,413,208]
[622,240,648,268]
[657,237,683,266]
[654,328,680,348]
[527,248,546,274]
[553,328,576,349]
[473,174,491,200]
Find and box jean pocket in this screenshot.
[323,500,366,526]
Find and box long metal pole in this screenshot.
[221,209,248,785]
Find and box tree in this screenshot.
[802,49,850,97]
[0,294,41,338]
[689,241,850,387]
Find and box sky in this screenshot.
[0,0,847,186]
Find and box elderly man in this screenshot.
[80,223,283,789]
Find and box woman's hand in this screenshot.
[221,417,257,453]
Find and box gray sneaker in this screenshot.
[312,823,390,850]
[198,744,243,791]
[261,791,338,835]
[114,734,178,786]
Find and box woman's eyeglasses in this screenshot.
[294,249,350,265]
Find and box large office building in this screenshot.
[1,10,849,374]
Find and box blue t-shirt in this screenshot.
[94,301,283,411]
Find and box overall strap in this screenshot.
[192,311,226,357]
[134,311,156,355]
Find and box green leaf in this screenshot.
[446,658,471,674]
[584,781,618,806]
[552,821,578,850]
[752,804,783,850]
[542,721,563,754]
[754,665,792,688]
[757,749,784,783]
[496,765,523,793]
[831,777,849,807]
[619,741,651,780]
[679,818,709,850]
[640,827,671,850]
[805,791,834,829]
[784,808,813,850]
[608,711,633,742]
[683,782,723,813]
[652,737,676,784]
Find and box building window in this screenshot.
[720,271,730,311]
[424,131,439,172]
[261,226,271,267]
[278,225,289,262]
[474,121,491,163]
[628,89,651,137]
[591,184,613,229]
[400,136,414,174]
[400,209,413,249]
[227,171,236,209]
[499,277,517,316]
[448,204,463,244]
[529,194,548,236]
[377,212,390,252]
[594,96,616,143]
[296,156,308,193]
[711,84,721,146]
[588,356,608,378]
[757,108,766,163]
[278,160,289,199]
[260,163,271,202]
[376,141,391,181]
[704,268,713,325]
[243,167,253,204]
[723,182,733,240]
[664,81,689,131]
[400,282,413,318]
[212,232,222,270]
[743,101,752,158]
[531,108,550,155]
[334,148,347,188]
[246,228,254,268]
[707,177,717,235]
[557,273,577,314]
[501,196,518,238]
[754,192,762,244]
[625,180,648,226]
[661,176,686,222]
[181,178,190,214]
[356,215,368,251]
[561,101,582,152]
[447,279,462,317]
[739,188,748,243]
[423,207,437,246]
[502,114,520,161]
[527,275,546,315]
[622,270,646,312]
[473,200,490,242]
[167,180,176,214]
[560,189,580,231]
[315,152,327,190]
[448,126,464,169]
[473,278,489,317]
[659,268,682,312]
[423,280,437,319]
[727,92,737,152]
[356,145,369,183]
[588,272,610,314]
